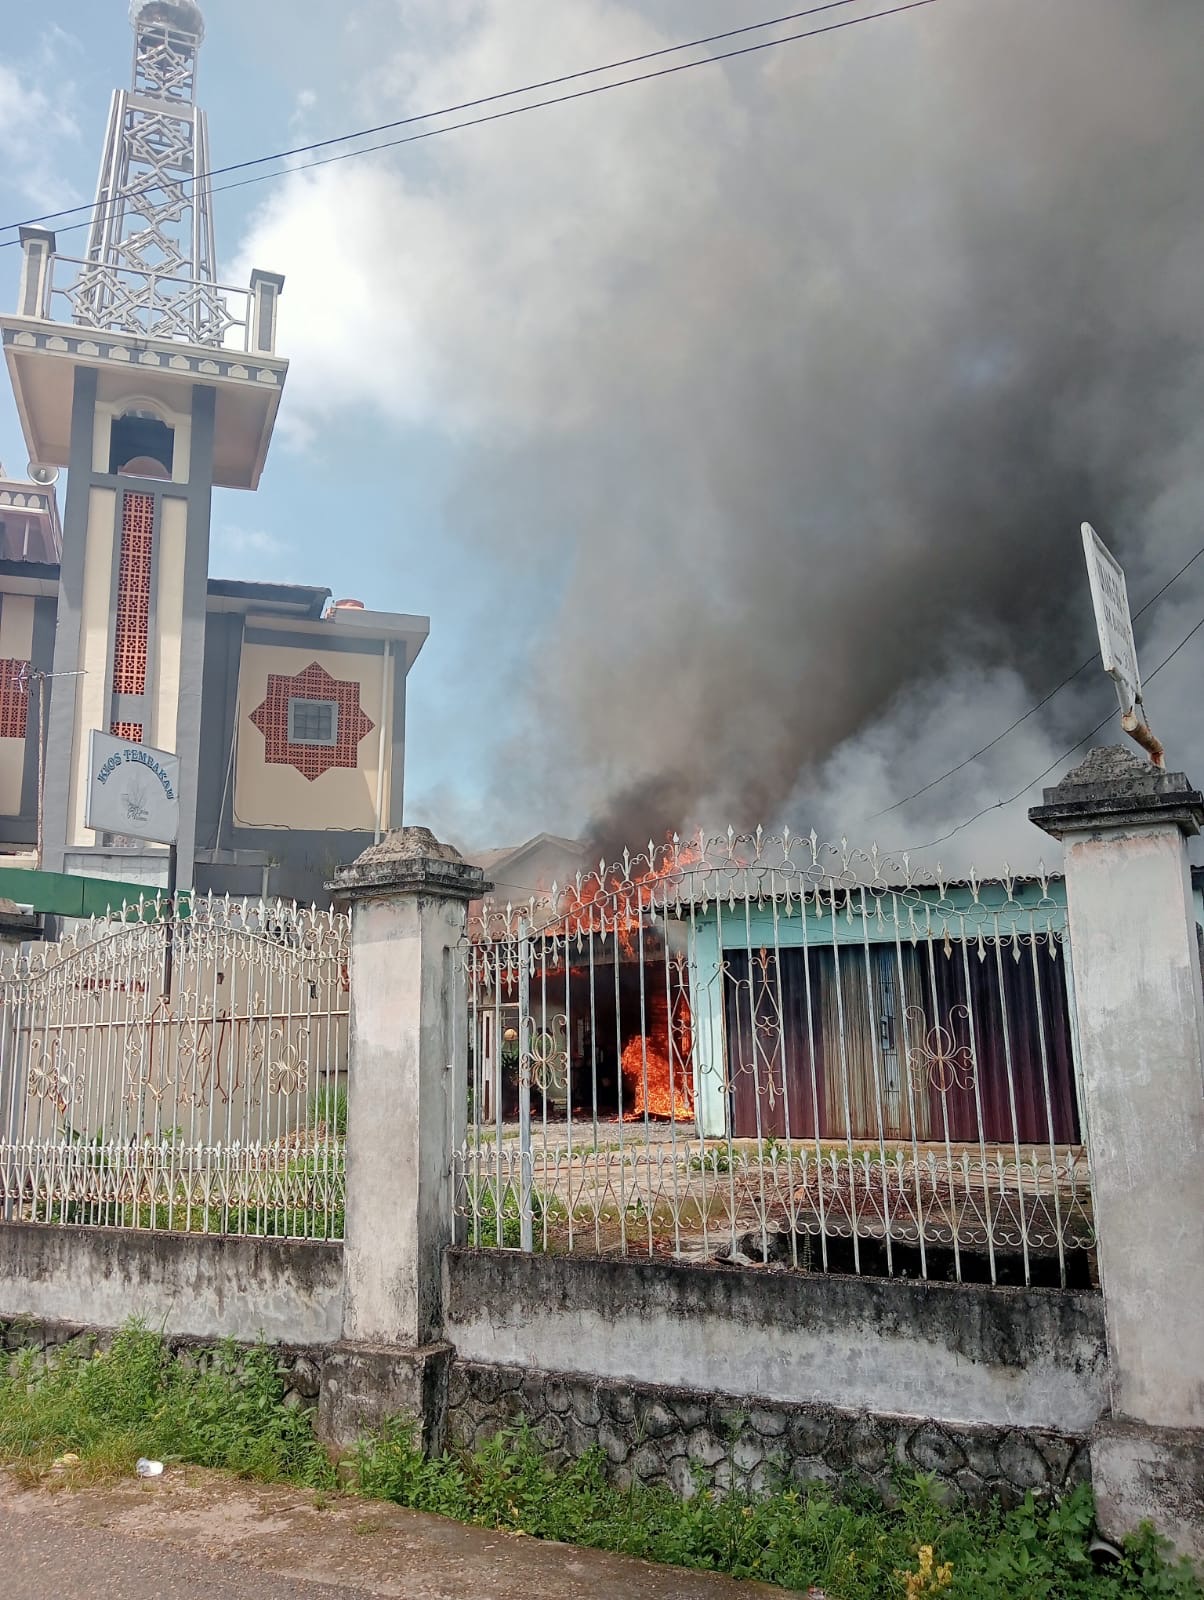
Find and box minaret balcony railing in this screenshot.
[44,254,249,351]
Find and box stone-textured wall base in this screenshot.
[317,1341,452,1454]
[448,1359,1091,1509]
[0,1317,325,1413]
[1,1321,1094,1513]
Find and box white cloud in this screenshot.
[209,525,290,580]
[0,49,80,209]
[232,0,742,438]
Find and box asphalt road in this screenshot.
[0,1470,792,1600]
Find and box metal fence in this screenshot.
[454,831,1096,1287]
[0,894,348,1238]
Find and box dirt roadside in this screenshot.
[0,1467,800,1599]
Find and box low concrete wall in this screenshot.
[0,1224,343,1345]
[445,1251,1108,1434]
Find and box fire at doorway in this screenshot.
[471,954,695,1126]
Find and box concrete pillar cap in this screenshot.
[328,826,490,902]
[1029,745,1204,840]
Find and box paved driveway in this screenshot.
[1,1470,793,1600]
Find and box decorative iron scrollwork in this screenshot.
[904,1004,976,1094]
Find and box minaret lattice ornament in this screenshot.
[67,1,232,347]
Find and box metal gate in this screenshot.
[454,830,1096,1285]
[0,895,349,1237]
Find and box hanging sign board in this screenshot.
[1081,522,1141,716]
[84,730,180,845]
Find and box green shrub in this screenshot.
[467,1182,565,1248]
[0,1324,334,1489]
[308,1086,348,1138]
[2,1328,1200,1599]
[353,1423,1203,1600]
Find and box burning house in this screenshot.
[467,835,1083,1162]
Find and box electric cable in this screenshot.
[897,608,1204,853]
[871,538,1204,821]
[0,0,940,249]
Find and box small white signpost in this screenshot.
[1081,522,1163,766]
[85,729,180,846]
[85,731,182,994]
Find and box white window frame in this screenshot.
[288,696,339,747]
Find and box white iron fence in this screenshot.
[455,831,1096,1287]
[0,895,348,1238]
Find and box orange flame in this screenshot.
[621,985,695,1121]
[559,836,705,951]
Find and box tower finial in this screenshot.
[129,1,206,45]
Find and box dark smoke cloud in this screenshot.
[246,0,1204,865]
[468,0,1204,860]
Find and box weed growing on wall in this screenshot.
[0,1326,335,1490]
[0,1329,1200,1599]
[356,1422,1204,1600]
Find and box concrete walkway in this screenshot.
[0,1470,796,1599]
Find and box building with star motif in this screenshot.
[0,1,428,904]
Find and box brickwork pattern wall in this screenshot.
[448,1360,1091,1510]
[0,658,29,739]
[112,490,154,698]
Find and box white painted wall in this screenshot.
[445,1253,1108,1434]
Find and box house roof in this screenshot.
[206,578,331,617]
[467,833,585,877]
[465,834,587,909]
[0,556,59,596]
[0,563,428,658]
[0,563,335,617]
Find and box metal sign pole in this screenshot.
[1081,523,1164,768]
[162,841,178,1001]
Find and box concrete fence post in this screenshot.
[317,828,487,1452]
[1030,746,1204,1558]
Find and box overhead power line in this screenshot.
[871,537,1204,821]
[898,607,1204,854]
[0,2,907,239]
[0,0,940,250]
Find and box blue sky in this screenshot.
[2,2,1202,866]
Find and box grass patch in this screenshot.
[354,1422,1203,1599]
[0,1326,1200,1598]
[0,1326,335,1490]
[466,1183,566,1248]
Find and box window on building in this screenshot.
[288,697,339,746]
[110,411,174,478]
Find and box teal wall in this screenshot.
[681,879,1069,1139]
